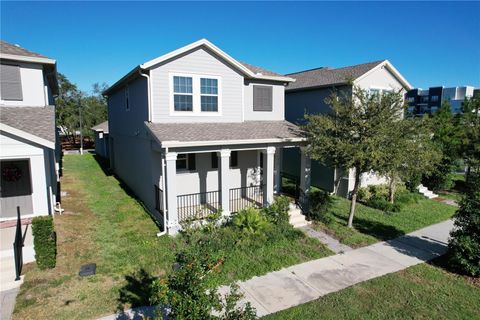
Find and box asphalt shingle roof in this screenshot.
[146,121,304,145]
[0,40,50,59]
[240,62,283,77]
[0,106,56,143]
[91,121,109,133]
[286,60,386,91]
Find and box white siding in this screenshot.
[150,47,244,123]
[355,66,406,92]
[0,132,52,219]
[243,81,285,121]
[0,62,47,107]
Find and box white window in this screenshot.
[173,76,193,111]
[200,78,218,112]
[170,73,221,115]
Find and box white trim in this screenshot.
[0,123,55,149]
[355,60,412,91]
[0,53,56,65]
[140,39,295,83]
[169,72,223,117]
[159,137,305,148]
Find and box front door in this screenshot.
[0,160,34,218]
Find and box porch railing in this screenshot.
[177,190,221,222]
[13,206,24,281]
[229,184,264,213]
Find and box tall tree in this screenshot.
[304,86,404,227]
[423,101,463,190]
[378,117,441,203]
[460,94,480,181]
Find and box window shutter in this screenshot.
[0,64,23,101]
[188,154,196,171]
[253,85,272,111]
[230,151,238,167]
[211,152,218,169]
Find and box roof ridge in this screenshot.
[287,60,386,76]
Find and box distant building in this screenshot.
[406,86,476,115]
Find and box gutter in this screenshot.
[138,69,152,122]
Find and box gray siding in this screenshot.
[150,47,244,123]
[244,80,285,121]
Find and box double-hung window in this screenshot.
[200,78,218,112]
[173,76,193,111]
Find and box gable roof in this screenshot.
[0,106,56,149]
[104,39,294,96]
[145,120,304,148]
[286,60,412,91]
[92,121,109,134]
[0,40,56,65]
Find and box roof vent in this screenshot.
[14,44,21,48]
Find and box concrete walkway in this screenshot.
[300,226,353,254]
[226,219,454,317]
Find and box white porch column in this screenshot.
[218,149,231,216]
[263,146,276,206]
[165,152,180,235]
[300,147,311,196]
[274,147,282,194]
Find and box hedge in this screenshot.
[31,216,57,269]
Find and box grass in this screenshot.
[265,258,480,320]
[14,154,331,320]
[312,196,457,248]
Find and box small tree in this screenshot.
[304,86,404,227]
[378,117,441,203]
[448,172,480,277]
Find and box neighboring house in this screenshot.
[92,120,109,159]
[103,39,310,235]
[0,40,59,285]
[283,60,412,197]
[406,86,477,115]
[0,40,59,221]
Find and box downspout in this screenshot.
[157,147,168,237]
[138,69,152,122]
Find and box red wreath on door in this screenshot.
[2,165,22,182]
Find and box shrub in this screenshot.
[307,190,333,223]
[262,196,290,225]
[366,195,401,213]
[31,216,56,269]
[395,191,423,205]
[448,173,480,277]
[232,207,270,236]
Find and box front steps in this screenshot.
[288,203,310,228]
[417,184,438,199]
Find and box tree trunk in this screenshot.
[389,176,396,204]
[347,167,362,228]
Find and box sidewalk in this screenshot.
[228,219,454,317]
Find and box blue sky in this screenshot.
[1,1,479,92]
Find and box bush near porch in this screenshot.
[13,154,331,320]
[311,195,456,248]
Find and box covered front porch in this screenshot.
[145,121,312,234]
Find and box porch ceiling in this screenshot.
[145,120,305,148]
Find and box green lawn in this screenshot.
[313,196,457,248]
[14,154,330,320]
[266,259,480,319]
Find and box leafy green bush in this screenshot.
[395,191,423,205]
[31,216,56,269]
[262,196,290,225]
[232,207,270,236]
[150,238,256,319]
[366,195,401,213]
[448,173,480,277]
[307,190,333,223]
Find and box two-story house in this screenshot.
[282,60,412,197]
[104,39,311,235]
[0,40,59,222]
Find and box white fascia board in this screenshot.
[140,39,295,83]
[355,60,413,91]
[160,137,306,148]
[0,123,55,149]
[0,53,56,65]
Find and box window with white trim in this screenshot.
[173,76,193,111]
[200,78,218,112]
[176,154,196,171]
